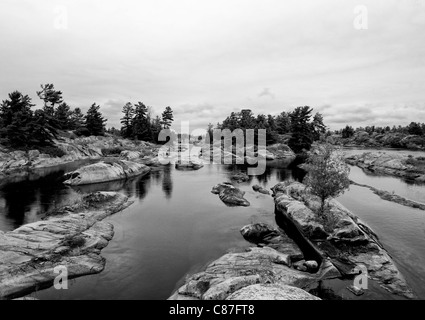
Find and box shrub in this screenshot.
[73,127,91,137]
[101,147,124,156]
[303,143,350,215]
[38,146,66,158]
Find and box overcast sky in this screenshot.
[0,0,424,131]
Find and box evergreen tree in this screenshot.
[341,125,355,138]
[55,102,71,130]
[275,111,291,134]
[219,112,239,131]
[151,115,163,143]
[85,103,106,136]
[266,114,278,144]
[132,102,150,140]
[161,106,174,129]
[29,109,57,146]
[36,84,63,117]
[70,107,85,130]
[408,122,423,136]
[120,102,134,138]
[288,106,314,153]
[0,91,35,147]
[239,109,256,129]
[311,112,326,141]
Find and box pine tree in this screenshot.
[312,113,327,141]
[288,106,314,153]
[36,84,63,117]
[29,109,57,146]
[120,102,134,138]
[0,91,35,147]
[132,102,150,141]
[70,107,85,130]
[161,106,174,129]
[55,103,71,130]
[275,111,291,134]
[151,115,163,143]
[85,103,106,136]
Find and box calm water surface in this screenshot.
[0,150,424,299]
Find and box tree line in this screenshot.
[339,122,425,139]
[119,102,174,143]
[216,106,327,153]
[0,84,106,150]
[0,83,175,151]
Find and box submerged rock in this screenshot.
[63,160,151,185]
[351,180,425,211]
[230,172,250,183]
[211,182,250,207]
[252,184,270,195]
[175,160,204,171]
[0,192,132,300]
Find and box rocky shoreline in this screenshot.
[345,152,425,183]
[0,135,159,185]
[170,181,415,300]
[0,192,133,300]
[273,182,414,299]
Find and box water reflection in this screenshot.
[0,170,67,229]
[0,160,297,232]
[162,166,173,199]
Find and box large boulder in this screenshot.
[120,150,143,161]
[252,184,270,195]
[240,223,305,262]
[272,181,415,299]
[63,160,151,185]
[175,160,204,171]
[0,192,132,299]
[211,182,250,207]
[169,247,320,300]
[240,223,281,244]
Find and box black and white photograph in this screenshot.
[1,0,425,306]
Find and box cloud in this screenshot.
[0,0,424,132]
[258,88,275,99]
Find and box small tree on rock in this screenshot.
[303,143,350,216]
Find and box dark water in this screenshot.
[1,152,425,299]
[0,159,304,300]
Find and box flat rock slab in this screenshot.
[169,246,321,300]
[170,222,341,300]
[63,160,151,185]
[0,192,132,299]
[227,283,320,300]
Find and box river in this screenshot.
[0,149,424,300]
